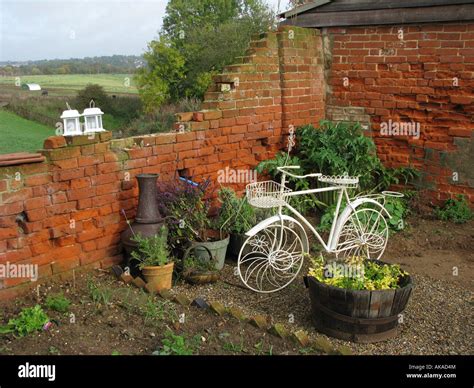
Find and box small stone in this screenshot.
[291,330,310,347]
[158,289,174,300]
[132,276,146,289]
[120,273,133,284]
[209,301,226,316]
[269,323,289,339]
[174,294,191,306]
[312,336,334,354]
[250,315,269,330]
[191,298,209,309]
[336,345,353,355]
[228,307,247,321]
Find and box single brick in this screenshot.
[158,289,174,300]
[174,294,191,306]
[209,301,226,316]
[312,336,334,354]
[291,330,310,347]
[43,136,67,149]
[227,306,247,321]
[336,345,353,355]
[249,315,270,330]
[132,276,146,289]
[268,323,289,339]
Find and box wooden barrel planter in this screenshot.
[304,263,413,343]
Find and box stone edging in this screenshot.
[116,269,352,355]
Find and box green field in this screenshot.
[0,109,55,154]
[0,73,138,95]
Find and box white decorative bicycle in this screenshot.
[237,165,403,293]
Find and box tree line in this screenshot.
[0,55,143,76]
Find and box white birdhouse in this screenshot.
[83,100,105,134]
[60,103,82,136]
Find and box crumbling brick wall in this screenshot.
[0,26,325,300]
[323,22,474,204]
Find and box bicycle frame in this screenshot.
[239,167,398,292]
[277,176,352,253]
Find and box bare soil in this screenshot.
[0,273,301,356]
[384,217,473,290]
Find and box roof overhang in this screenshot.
[279,0,474,28]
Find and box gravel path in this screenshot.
[171,259,474,355]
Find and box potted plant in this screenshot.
[157,178,229,270]
[304,255,413,343]
[181,246,219,285]
[217,187,256,258]
[131,226,174,292]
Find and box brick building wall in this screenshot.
[323,22,474,203]
[0,26,325,300]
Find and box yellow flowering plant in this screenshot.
[307,254,408,291]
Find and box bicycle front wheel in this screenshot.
[237,219,307,293]
[334,207,389,260]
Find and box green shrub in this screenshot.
[75,84,109,111]
[108,96,142,122]
[384,196,409,231]
[296,121,418,192]
[217,187,256,235]
[45,293,71,313]
[0,305,49,337]
[121,97,201,137]
[435,195,472,224]
[6,96,64,127]
[87,279,113,305]
[256,152,322,214]
[131,226,171,268]
[153,330,201,355]
[318,195,409,233]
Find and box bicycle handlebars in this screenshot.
[277,165,322,180]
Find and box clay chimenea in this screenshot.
[121,174,165,274]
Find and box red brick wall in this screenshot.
[324,22,474,203]
[2,21,473,300]
[0,26,325,300]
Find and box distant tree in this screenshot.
[75,84,109,110]
[135,36,185,112]
[137,0,274,111]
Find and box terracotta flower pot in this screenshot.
[142,262,174,292]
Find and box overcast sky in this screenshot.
[0,0,291,62]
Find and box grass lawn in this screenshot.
[0,109,55,154]
[0,73,138,95]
